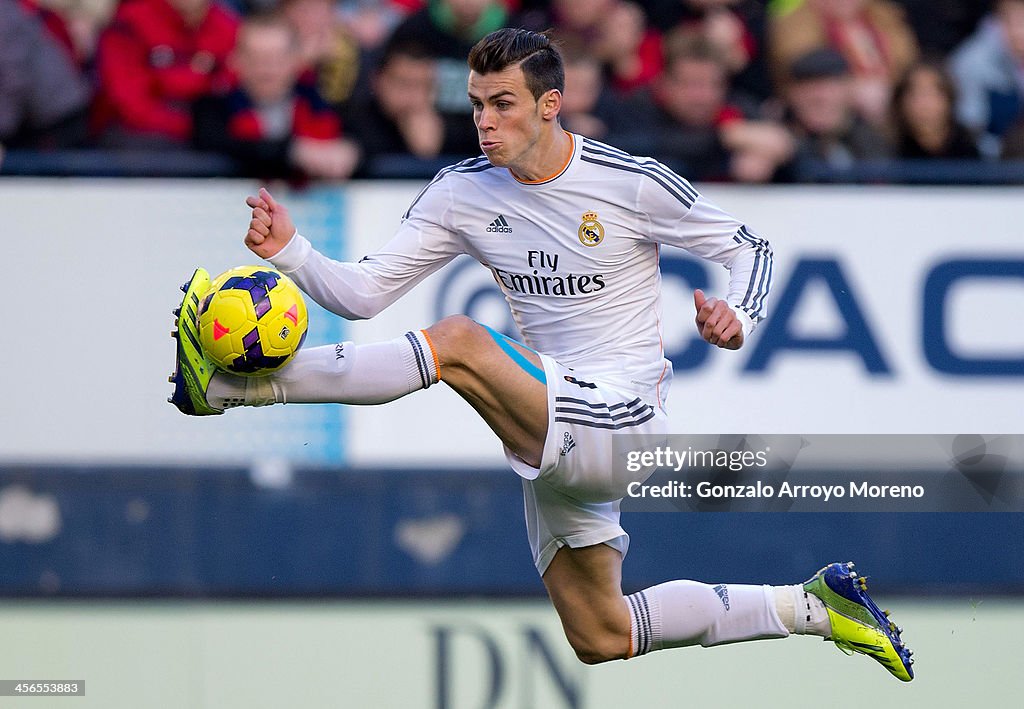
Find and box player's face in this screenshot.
[468,66,548,169]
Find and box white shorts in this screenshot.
[504,354,668,576]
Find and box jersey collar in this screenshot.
[511,132,576,186]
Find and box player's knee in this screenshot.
[566,630,629,665]
[426,315,489,366]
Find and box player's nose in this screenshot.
[476,106,496,130]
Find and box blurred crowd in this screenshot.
[4,0,1024,181]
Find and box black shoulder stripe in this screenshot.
[452,163,495,174]
[582,137,632,159]
[582,139,699,202]
[580,154,695,208]
[402,157,493,219]
[580,146,698,204]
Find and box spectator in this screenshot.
[28,0,118,67]
[345,39,476,167]
[18,0,76,60]
[0,0,91,150]
[594,1,663,96]
[890,60,979,159]
[623,36,792,182]
[517,0,615,44]
[192,12,359,180]
[93,0,238,147]
[559,43,633,139]
[892,0,992,57]
[643,0,772,101]
[280,0,362,113]
[515,1,624,56]
[337,0,413,51]
[518,0,661,97]
[768,0,919,127]
[386,0,509,151]
[949,0,1024,158]
[783,47,891,172]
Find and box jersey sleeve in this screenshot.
[639,169,773,329]
[269,176,464,320]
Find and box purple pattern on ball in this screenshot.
[222,270,280,321]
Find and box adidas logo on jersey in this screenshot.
[560,432,576,457]
[486,214,512,233]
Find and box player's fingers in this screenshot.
[246,229,265,246]
[712,316,737,342]
[259,187,279,211]
[701,310,722,340]
[711,308,736,340]
[245,195,260,209]
[250,218,269,236]
[695,297,718,325]
[705,300,735,340]
[252,207,271,227]
[718,322,743,349]
[693,288,706,312]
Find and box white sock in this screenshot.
[774,584,831,637]
[207,330,439,409]
[626,580,789,657]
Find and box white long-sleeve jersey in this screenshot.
[269,134,772,405]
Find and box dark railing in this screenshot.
[1,464,1020,597]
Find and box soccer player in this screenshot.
[170,28,914,680]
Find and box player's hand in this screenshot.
[244,187,295,259]
[694,289,744,350]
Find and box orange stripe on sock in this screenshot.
[420,329,441,383]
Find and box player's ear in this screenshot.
[540,89,561,121]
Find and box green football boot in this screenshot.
[168,268,222,416]
[804,562,914,682]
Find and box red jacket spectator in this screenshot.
[223,83,341,144]
[94,0,238,144]
[193,13,358,180]
[193,82,342,177]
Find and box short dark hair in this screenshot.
[468,28,564,101]
[788,48,850,83]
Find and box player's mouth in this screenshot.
[480,140,500,151]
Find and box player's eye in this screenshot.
[496,101,510,110]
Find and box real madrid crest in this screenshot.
[578,211,604,247]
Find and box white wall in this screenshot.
[2,180,1022,465]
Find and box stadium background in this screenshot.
[1,180,1022,707]
[2,0,1024,705]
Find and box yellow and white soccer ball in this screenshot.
[197,266,308,376]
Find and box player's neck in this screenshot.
[510,128,573,183]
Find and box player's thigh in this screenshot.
[426,316,548,465]
[542,544,630,658]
